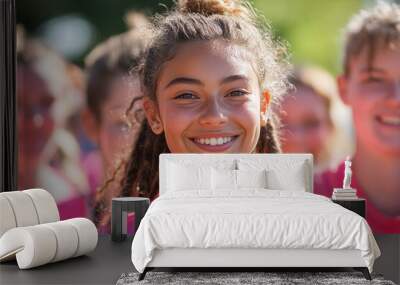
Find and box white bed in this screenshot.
[131,154,380,280]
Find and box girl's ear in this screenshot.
[142,97,164,135]
[81,108,100,144]
[260,90,271,127]
[337,75,350,106]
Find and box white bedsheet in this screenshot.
[131,190,380,273]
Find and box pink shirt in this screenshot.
[314,161,400,234]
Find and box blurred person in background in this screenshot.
[279,65,353,172]
[17,40,54,190]
[17,28,90,220]
[82,12,151,229]
[34,50,90,221]
[314,2,400,233]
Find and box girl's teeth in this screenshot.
[194,136,234,146]
[380,116,400,126]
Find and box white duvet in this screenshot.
[131,189,380,273]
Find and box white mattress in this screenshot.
[131,190,380,273]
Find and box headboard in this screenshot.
[159,153,314,195]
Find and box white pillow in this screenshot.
[212,168,237,190]
[236,169,267,189]
[267,166,306,191]
[237,158,307,191]
[167,162,212,191]
[211,168,267,190]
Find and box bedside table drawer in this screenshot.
[332,199,365,218]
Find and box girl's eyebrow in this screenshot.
[164,74,249,89]
[360,67,386,74]
[165,77,204,89]
[220,74,249,84]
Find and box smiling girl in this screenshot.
[95,0,290,228]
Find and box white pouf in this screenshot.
[24,189,60,224]
[0,191,39,227]
[42,221,79,262]
[67,218,98,257]
[0,189,60,238]
[0,225,57,269]
[0,219,98,269]
[0,196,17,237]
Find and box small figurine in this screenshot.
[343,156,352,189]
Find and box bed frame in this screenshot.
[139,248,371,280]
[138,154,372,281]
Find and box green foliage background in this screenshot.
[253,0,363,73]
[17,0,369,73]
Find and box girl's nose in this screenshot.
[394,80,400,100]
[198,98,228,127]
[387,80,400,106]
